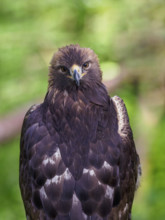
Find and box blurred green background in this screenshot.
[0,0,165,219]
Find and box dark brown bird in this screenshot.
[19,44,141,220]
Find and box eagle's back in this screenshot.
[20,87,139,220]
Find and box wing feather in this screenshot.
[20,104,74,219]
[110,96,141,219]
[111,96,132,140]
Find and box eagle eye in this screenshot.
[59,66,68,73]
[82,61,90,69]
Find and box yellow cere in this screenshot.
[71,64,81,74]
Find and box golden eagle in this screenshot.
[19,45,141,220]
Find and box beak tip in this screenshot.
[76,81,80,86]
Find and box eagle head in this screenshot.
[49,44,102,91]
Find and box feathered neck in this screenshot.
[45,80,110,109]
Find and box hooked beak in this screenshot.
[73,69,80,86]
[70,64,86,86]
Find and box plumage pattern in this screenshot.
[19,45,140,220]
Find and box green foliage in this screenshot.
[0,0,165,219]
[0,138,25,219]
[147,116,165,220]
